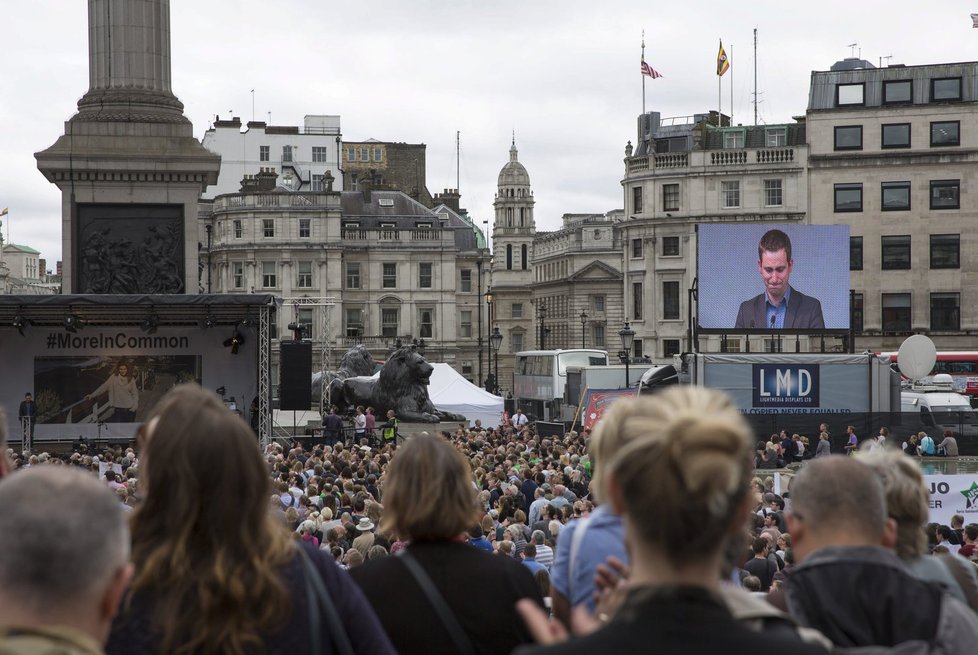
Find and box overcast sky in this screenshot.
[2,1,977,267]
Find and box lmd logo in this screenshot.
[752,364,820,408]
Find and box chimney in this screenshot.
[433,188,461,213]
[240,167,278,193]
[39,258,47,279]
[361,175,373,203]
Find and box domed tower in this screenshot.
[489,139,536,394]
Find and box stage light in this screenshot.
[64,313,83,333]
[200,312,217,329]
[141,313,159,334]
[12,313,31,337]
[223,331,245,355]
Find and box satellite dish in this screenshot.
[897,334,937,382]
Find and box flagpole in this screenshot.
[717,39,722,126]
[730,44,734,126]
[641,30,646,116]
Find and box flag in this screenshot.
[972,13,978,27]
[717,40,730,76]
[641,60,662,78]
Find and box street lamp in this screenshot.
[579,311,588,349]
[490,326,503,395]
[538,301,547,350]
[484,287,494,391]
[618,321,635,388]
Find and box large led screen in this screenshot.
[698,224,850,331]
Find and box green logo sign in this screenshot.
[962,482,978,510]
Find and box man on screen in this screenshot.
[734,229,825,329]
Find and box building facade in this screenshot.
[199,172,488,395]
[807,59,978,351]
[201,115,343,198]
[342,140,433,207]
[620,111,810,359]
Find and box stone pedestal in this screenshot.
[35,0,220,293]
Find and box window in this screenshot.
[589,296,603,313]
[511,332,524,353]
[662,236,680,256]
[631,238,643,258]
[263,219,274,238]
[297,261,312,288]
[663,339,682,358]
[382,263,397,288]
[592,324,605,348]
[419,262,433,288]
[763,179,783,207]
[882,293,911,332]
[261,261,277,288]
[930,234,960,269]
[259,145,270,162]
[662,281,680,320]
[850,236,863,271]
[419,308,434,339]
[852,293,864,333]
[834,184,863,212]
[834,126,863,150]
[882,79,912,104]
[506,244,513,270]
[232,262,244,288]
[765,127,787,147]
[881,235,911,270]
[882,181,911,211]
[521,244,528,271]
[836,83,864,106]
[346,146,355,161]
[346,263,361,289]
[311,146,329,162]
[282,145,293,162]
[381,308,399,337]
[359,147,369,161]
[930,180,960,209]
[723,130,745,149]
[931,77,961,101]
[345,308,363,337]
[233,219,242,239]
[460,269,472,292]
[662,184,679,211]
[632,282,643,320]
[930,121,960,146]
[721,180,740,208]
[299,218,310,238]
[931,293,960,331]
[512,303,524,319]
[460,311,472,338]
[881,123,911,148]
[632,186,643,213]
[461,361,473,380]
[373,147,382,162]
[311,174,324,191]
[720,339,741,353]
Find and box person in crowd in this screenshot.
[743,537,777,592]
[860,449,978,610]
[522,544,548,576]
[844,425,858,455]
[364,406,377,443]
[918,431,936,456]
[105,384,394,655]
[322,405,344,447]
[814,431,831,458]
[780,455,978,649]
[938,430,959,457]
[532,530,554,569]
[353,406,367,442]
[514,387,828,653]
[902,434,919,456]
[350,432,542,655]
[0,467,132,654]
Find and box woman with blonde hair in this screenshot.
[350,432,542,655]
[517,386,827,654]
[106,384,394,655]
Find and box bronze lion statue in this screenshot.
[341,345,466,423]
[311,344,377,405]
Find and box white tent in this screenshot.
[428,363,503,427]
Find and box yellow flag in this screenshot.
[717,40,730,76]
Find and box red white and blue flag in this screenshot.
[641,60,662,78]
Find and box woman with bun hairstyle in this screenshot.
[516,386,828,654]
[106,384,394,655]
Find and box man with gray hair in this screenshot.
[783,455,978,650]
[531,530,554,569]
[0,467,132,653]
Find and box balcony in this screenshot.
[215,193,333,211]
[627,147,801,177]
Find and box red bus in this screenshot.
[878,351,978,400]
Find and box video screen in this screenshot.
[697,224,850,331]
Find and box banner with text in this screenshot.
[923,474,978,526]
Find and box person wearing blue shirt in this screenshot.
[521,544,548,576]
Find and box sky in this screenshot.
[2,0,978,268]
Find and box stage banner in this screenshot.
[923,474,978,526]
[1,327,258,442]
[581,388,637,432]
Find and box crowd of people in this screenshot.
[1,385,978,654]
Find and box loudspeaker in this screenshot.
[279,341,312,410]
